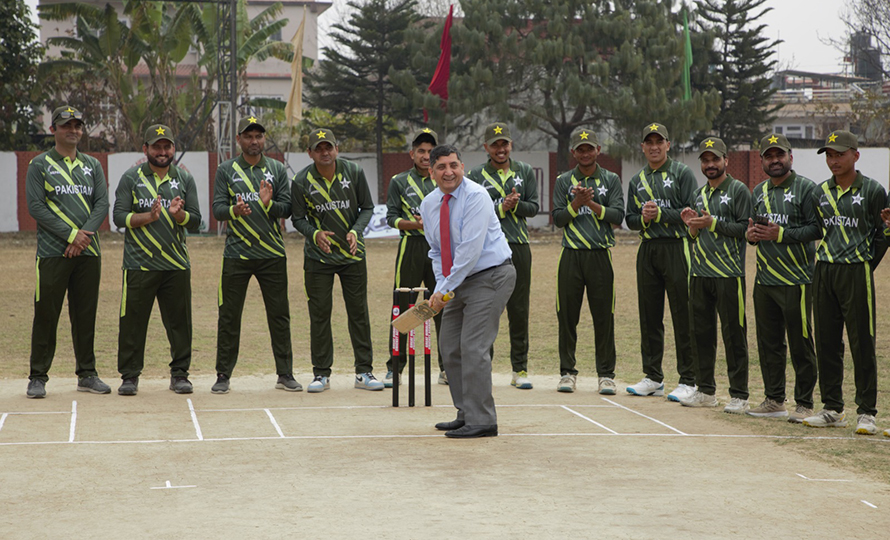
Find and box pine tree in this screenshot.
[696,0,780,148]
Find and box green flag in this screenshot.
[682,8,693,102]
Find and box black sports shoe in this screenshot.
[78,376,111,394]
[27,379,46,399]
[275,374,303,392]
[169,376,194,394]
[211,373,230,394]
[118,378,139,396]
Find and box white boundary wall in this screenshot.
[0,153,19,232]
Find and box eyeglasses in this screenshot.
[55,110,84,121]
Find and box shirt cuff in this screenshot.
[708,218,717,232]
[597,205,606,220]
[312,230,320,244]
[125,214,135,229]
[262,199,273,213]
[67,227,79,243]
[394,217,403,228]
[229,206,237,220]
[567,204,579,218]
[777,226,784,243]
[655,207,663,223]
[178,212,190,226]
[497,204,506,219]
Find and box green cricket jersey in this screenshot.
[626,158,697,240]
[467,159,539,244]
[815,171,887,265]
[112,163,202,271]
[751,172,821,286]
[385,167,437,237]
[213,154,290,259]
[26,148,109,258]
[291,158,374,266]
[552,164,625,250]
[690,175,752,278]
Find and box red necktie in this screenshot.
[441,193,453,277]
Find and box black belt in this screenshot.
[470,259,512,278]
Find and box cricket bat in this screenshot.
[391,291,453,334]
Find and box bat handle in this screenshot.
[442,291,455,302]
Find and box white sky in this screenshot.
[25,0,851,74]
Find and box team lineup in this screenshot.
[23,105,890,439]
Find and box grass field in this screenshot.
[1,230,889,483]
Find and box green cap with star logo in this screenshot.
[698,137,727,158]
[238,116,266,134]
[642,122,669,142]
[410,128,438,147]
[817,130,858,154]
[308,128,337,150]
[759,133,791,156]
[570,127,599,150]
[144,124,175,145]
[484,122,512,145]
[51,105,84,126]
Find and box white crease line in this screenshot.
[0,432,889,447]
[796,473,853,482]
[0,413,7,434]
[861,500,877,509]
[194,404,615,413]
[561,406,619,434]
[187,399,203,441]
[0,411,71,415]
[68,401,77,443]
[151,480,196,490]
[265,409,285,438]
[600,397,688,435]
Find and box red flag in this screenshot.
[425,4,453,122]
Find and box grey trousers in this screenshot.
[440,263,516,425]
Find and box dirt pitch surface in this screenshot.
[1,374,888,539]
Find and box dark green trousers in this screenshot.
[813,262,877,416]
[636,239,696,385]
[305,259,373,376]
[216,257,293,377]
[387,236,443,372]
[557,248,616,377]
[118,269,192,379]
[29,256,101,382]
[689,276,749,399]
[753,283,817,408]
[494,243,531,372]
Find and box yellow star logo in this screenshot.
[828,133,838,143]
[649,124,659,131]
[316,131,326,139]
[156,127,166,135]
[422,128,432,133]
[493,126,503,135]
[66,107,75,113]
[705,139,715,148]
[580,132,589,140]
[248,116,258,123]
[768,135,778,144]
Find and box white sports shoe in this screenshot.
[679,391,719,408]
[557,374,576,393]
[307,375,330,393]
[598,377,616,395]
[802,409,847,428]
[626,378,664,397]
[667,384,696,402]
[855,414,877,435]
[511,371,533,389]
[723,397,749,414]
[355,372,384,391]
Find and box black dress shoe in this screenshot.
[435,419,465,431]
[445,424,498,438]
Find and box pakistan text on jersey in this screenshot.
[651,199,672,208]
[577,206,593,216]
[238,192,261,202]
[314,199,351,213]
[765,213,789,225]
[823,215,860,228]
[54,184,94,196]
[138,198,173,209]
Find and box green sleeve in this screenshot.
[551,175,574,228]
[513,163,539,218]
[625,176,645,230]
[25,156,77,242]
[290,175,318,240]
[212,164,232,222]
[385,175,402,229]
[661,165,697,225]
[600,173,625,225]
[83,156,109,232]
[870,183,888,270]
[112,172,134,229]
[268,162,291,220]
[351,168,374,235]
[181,173,202,232]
